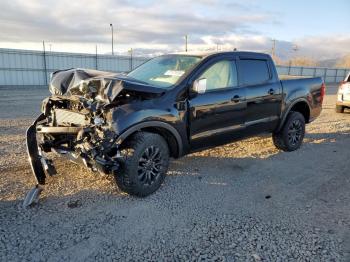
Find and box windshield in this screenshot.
[127,55,202,89]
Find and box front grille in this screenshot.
[54,109,89,126]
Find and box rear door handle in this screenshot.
[231,95,241,103]
[268,89,275,95]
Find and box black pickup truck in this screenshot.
[24,51,325,206]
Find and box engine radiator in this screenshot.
[54,109,89,126]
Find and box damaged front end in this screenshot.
[24,68,163,207]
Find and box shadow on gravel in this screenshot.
[1,131,349,203]
[0,129,349,260]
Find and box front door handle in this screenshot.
[268,89,275,95]
[231,95,241,103]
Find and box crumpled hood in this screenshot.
[49,68,165,104]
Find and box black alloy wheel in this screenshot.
[272,111,305,152]
[115,132,170,197]
[138,146,162,186]
[287,119,303,147]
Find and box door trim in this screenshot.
[191,123,245,140]
[245,116,279,127]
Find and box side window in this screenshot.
[199,60,238,91]
[239,59,270,86]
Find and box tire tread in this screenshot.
[115,132,169,197]
[272,111,305,152]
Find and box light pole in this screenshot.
[110,23,114,55]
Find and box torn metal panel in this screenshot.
[26,114,47,185]
[49,68,164,105]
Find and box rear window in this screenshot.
[239,59,270,85]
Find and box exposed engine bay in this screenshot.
[38,95,120,175]
[24,68,164,207]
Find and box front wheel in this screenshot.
[272,111,305,152]
[335,105,344,113]
[115,132,169,197]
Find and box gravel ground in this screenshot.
[0,85,349,261]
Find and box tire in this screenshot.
[335,105,344,113]
[272,111,305,152]
[115,132,169,197]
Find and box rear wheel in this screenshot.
[115,132,169,197]
[272,111,305,152]
[335,105,344,113]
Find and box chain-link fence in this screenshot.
[0,48,348,87]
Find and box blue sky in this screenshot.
[0,0,348,59]
[250,0,348,40]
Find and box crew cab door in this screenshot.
[237,58,282,132]
[188,57,246,150]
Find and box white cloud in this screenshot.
[0,0,273,43]
[0,0,348,60]
[294,35,350,60]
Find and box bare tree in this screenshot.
[336,54,350,68]
[289,57,318,67]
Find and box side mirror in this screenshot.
[192,78,207,94]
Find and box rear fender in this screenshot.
[276,98,310,132]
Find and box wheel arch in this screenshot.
[277,99,310,132]
[116,121,183,158]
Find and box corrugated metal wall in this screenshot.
[276,65,349,83]
[0,48,349,87]
[0,48,148,87]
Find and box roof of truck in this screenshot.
[172,50,271,59]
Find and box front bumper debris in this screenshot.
[24,112,121,207]
[26,114,47,186]
[24,114,46,207]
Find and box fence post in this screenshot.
[42,41,48,86]
[335,69,338,83]
[300,67,304,76]
[95,45,98,70]
[313,67,317,77]
[323,68,327,83]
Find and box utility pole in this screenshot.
[185,35,188,52]
[289,44,299,67]
[110,23,114,55]
[128,48,133,71]
[293,44,299,53]
[271,39,276,60]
